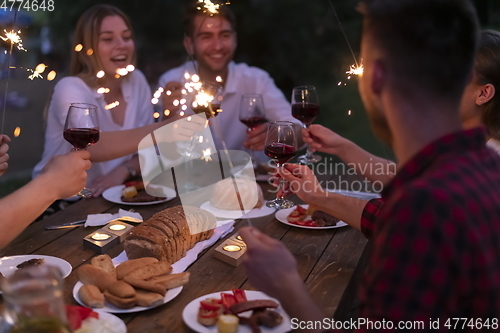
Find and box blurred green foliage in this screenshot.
[43,0,500,160]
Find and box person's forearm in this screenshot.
[336,140,395,184]
[307,190,367,230]
[88,121,167,162]
[0,176,59,249]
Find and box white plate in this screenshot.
[79,310,127,333]
[182,290,291,333]
[102,185,176,206]
[200,201,276,219]
[326,189,381,200]
[0,255,72,278]
[275,205,348,230]
[73,281,183,313]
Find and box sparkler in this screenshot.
[346,61,364,77]
[1,30,26,52]
[196,0,230,15]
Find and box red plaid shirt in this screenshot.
[355,128,500,332]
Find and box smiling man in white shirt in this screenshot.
[158,2,301,153]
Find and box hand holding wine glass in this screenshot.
[63,103,99,197]
[239,94,267,167]
[265,121,297,209]
[291,85,321,163]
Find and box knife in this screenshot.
[45,219,86,230]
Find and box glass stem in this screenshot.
[304,124,314,159]
[277,163,286,199]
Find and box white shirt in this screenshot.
[158,61,299,153]
[33,70,154,185]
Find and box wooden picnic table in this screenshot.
[0,169,369,332]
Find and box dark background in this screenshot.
[0,0,498,195]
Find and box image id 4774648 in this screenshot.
[1,0,54,11]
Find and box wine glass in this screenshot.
[63,103,99,197]
[192,81,223,118]
[239,94,267,167]
[291,85,321,163]
[265,121,297,209]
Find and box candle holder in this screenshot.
[214,233,247,267]
[103,221,134,242]
[83,231,119,254]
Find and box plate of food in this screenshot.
[0,255,72,279]
[182,289,291,333]
[67,306,126,333]
[102,181,176,206]
[73,255,189,313]
[201,178,275,219]
[275,205,348,229]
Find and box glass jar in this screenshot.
[1,265,72,333]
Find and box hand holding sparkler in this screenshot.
[0,134,11,177]
[161,81,184,118]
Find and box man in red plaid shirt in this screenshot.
[240,0,500,331]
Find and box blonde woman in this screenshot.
[34,5,156,196]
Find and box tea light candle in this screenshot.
[91,233,111,241]
[83,231,119,254]
[223,245,242,252]
[104,222,134,242]
[214,239,247,267]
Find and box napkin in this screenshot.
[112,220,235,271]
[84,209,143,227]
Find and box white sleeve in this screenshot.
[32,77,94,178]
[255,72,298,124]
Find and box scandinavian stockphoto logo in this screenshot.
[137,114,258,235]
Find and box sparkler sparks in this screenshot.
[346,62,364,77]
[196,0,230,15]
[1,30,26,51]
[105,101,120,110]
[27,69,43,80]
[201,148,213,162]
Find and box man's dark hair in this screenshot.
[183,2,237,38]
[359,0,479,101]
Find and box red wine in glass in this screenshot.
[292,102,320,125]
[265,143,297,164]
[292,86,321,163]
[240,116,267,130]
[63,128,99,150]
[264,121,297,209]
[63,103,100,197]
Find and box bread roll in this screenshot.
[106,281,136,299]
[76,265,116,292]
[135,289,164,307]
[126,261,172,280]
[123,276,166,295]
[210,178,264,210]
[103,290,136,309]
[78,284,105,308]
[148,272,190,289]
[91,254,116,278]
[116,257,158,280]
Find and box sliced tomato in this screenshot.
[295,205,307,215]
[220,293,237,311]
[232,289,247,303]
[65,305,99,330]
[200,298,222,311]
[296,220,317,227]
